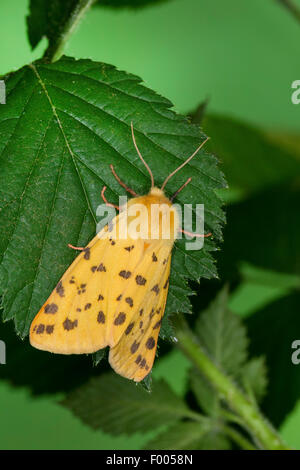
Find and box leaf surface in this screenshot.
[0,56,225,339]
[61,373,191,434]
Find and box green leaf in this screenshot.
[92,348,107,366]
[0,56,224,339]
[240,356,268,404]
[27,0,173,52]
[139,371,153,392]
[195,286,249,375]
[189,368,219,417]
[246,292,300,427]
[219,183,300,282]
[195,114,300,285]
[265,131,300,161]
[144,421,231,450]
[240,262,300,291]
[27,0,83,50]
[96,0,171,8]
[201,114,300,199]
[61,373,191,434]
[190,286,269,418]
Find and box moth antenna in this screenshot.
[161,136,210,191]
[131,122,155,188]
[170,177,192,202]
[110,164,139,197]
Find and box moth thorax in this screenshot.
[124,188,179,242]
[148,200,179,242]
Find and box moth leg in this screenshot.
[179,228,212,238]
[68,244,85,251]
[170,177,192,201]
[101,186,120,210]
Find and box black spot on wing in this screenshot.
[135,355,142,364]
[135,275,146,286]
[114,312,126,325]
[125,297,133,307]
[83,247,90,260]
[131,341,140,354]
[125,322,134,335]
[97,263,106,272]
[44,303,58,314]
[97,311,105,324]
[46,325,54,334]
[146,337,156,349]
[119,270,131,279]
[153,320,161,329]
[140,358,146,368]
[63,318,78,331]
[151,284,160,295]
[56,281,65,297]
[36,324,45,334]
[125,245,134,252]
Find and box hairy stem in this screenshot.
[174,316,290,450]
[43,0,97,63]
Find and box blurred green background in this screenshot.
[0,0,300,449]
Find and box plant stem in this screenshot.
[174,316,290,450]
[276,0,300,25]
[43,0,97,63]
[222,425,257,450]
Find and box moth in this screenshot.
[30,124,210,382]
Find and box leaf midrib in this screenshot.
[38,64,224,189]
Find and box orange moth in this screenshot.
[30,124,210,382]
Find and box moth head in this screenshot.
[124,187,179,243]
[105,124,211,242]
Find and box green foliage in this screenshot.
[197,112,300,430]
[1,0,299,451]
[61,374,192,434]
[0,56,224,339]
[192,113,300,286]
[96,0,171,8]
[61,287,268,449]
[27,0,172,52]
[189,287,268,415]
[219,183,300,281]
[202,114,300,199]
[195,286,248,375]
[246,292,300,426]
[144,422,231,450]
[27,0,81,49]
[241,357,268,404]
[92,348,107,366]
